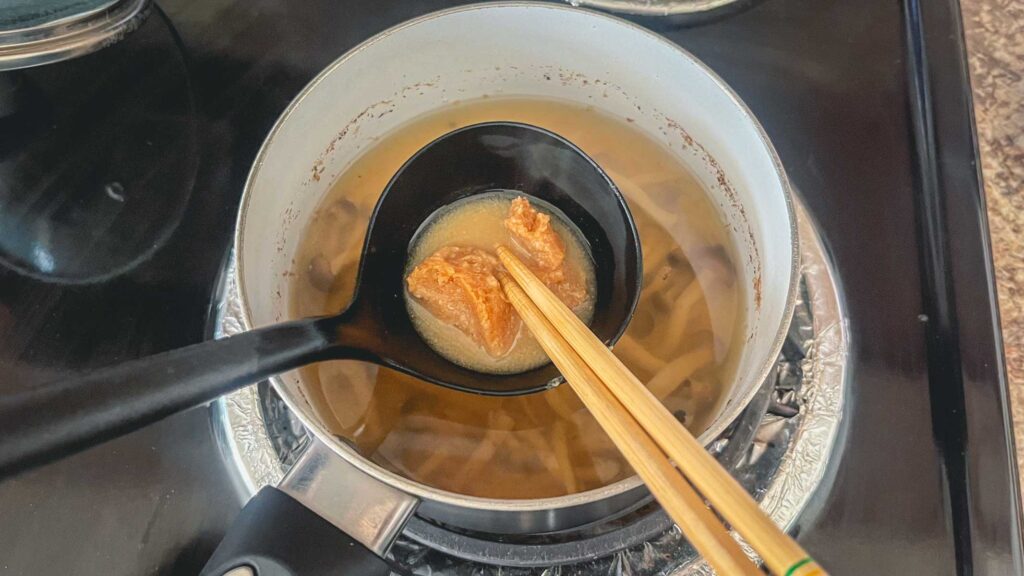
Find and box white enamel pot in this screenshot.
[208,2,798,573]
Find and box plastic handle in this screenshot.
[0,317,335,477]
[201,487,394,576]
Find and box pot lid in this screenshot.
[0,0,149,71]
[567,0,750,17]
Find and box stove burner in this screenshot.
[0,7,196,283]
[211,200,847,575]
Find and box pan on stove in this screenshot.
[204,3,799,574]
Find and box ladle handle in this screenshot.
[0,317,336,477]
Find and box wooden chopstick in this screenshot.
[497,246,827,576]
[498,272,761,576]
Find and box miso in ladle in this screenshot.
[405,192,597,374]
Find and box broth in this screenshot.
[406,192,596,374]
[291,97,744,499]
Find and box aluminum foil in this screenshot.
[211,203,847,575]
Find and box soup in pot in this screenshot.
[291,97,744,499]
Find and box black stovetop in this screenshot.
[0,1,1020,574]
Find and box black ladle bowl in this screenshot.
[0,122,641,476]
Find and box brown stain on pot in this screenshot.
[661,118,762,311]
[305,77,442,187]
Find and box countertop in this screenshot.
[963,0,1024,490]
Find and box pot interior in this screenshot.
[236,3,795,529]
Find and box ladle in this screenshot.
[0,122,641,476]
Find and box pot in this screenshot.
[208,2,797,573]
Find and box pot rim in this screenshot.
[234,0,800,515]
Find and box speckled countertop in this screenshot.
[962,0,1024,489]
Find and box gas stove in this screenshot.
[0,1,1020,574]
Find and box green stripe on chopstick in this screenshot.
[784,558,815,576]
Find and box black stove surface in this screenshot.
[0,1,1020,574]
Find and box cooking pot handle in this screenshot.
[202,440,418,575]
[199,487,394,576]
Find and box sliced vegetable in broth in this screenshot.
[290,97,744,499]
